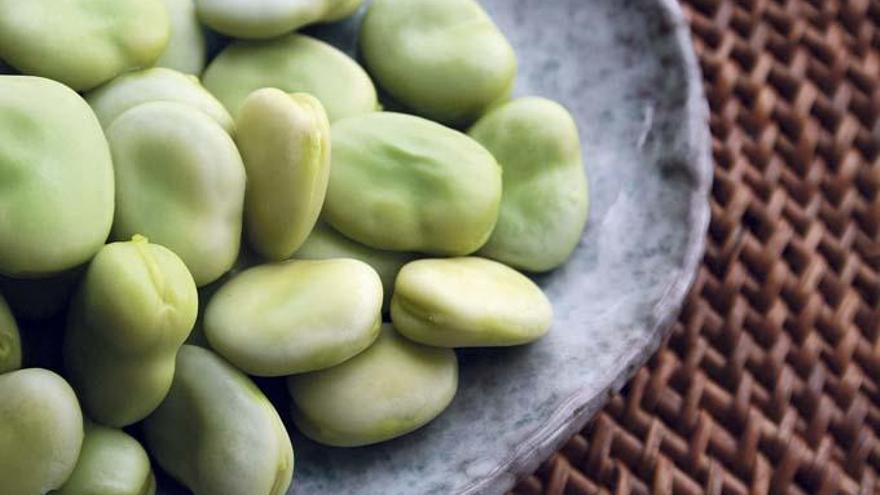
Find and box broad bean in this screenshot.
[391,257,553,347]
[54,422,156,495]
[107,101,246,286]
[360,0,516,126]
[0,76,114,278]
[144,345,294,495]
[0,0,169,91]
[157,0,207,75]
[195,0,364,39]
[87,68,233,133]
[64,237,198,426]
[0,369,84,495]
[203,34,377,122]
[236,89,330,260]
[288,324,458,447]
[205,259,382,376]
[325,112,502,255]
[469,97,589,272]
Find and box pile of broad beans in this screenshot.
[0,0,589,493]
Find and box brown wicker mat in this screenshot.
[512,1,880,494]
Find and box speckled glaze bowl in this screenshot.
[156,0,712,494]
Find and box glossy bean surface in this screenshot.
[64,237,198,426]
[360,0,516,126]
[236,89,331,260]
[195,0,364,39]
[205,259,383,376]
[54,422,156,495]
[203,34,377,122]
[144,345,294,495]
[0,369,84,495]
[288,324,458,447]
[0,76,114,278]
[325,112,502,256]
[107,101,246,286]
[392,257,553,347]
[87,68,233,133]
[0,0,169,91]
[157,0,207,74]
[470,97,590,272]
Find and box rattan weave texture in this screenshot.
[512,1,880,493]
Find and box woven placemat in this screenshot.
[512,1,880,493]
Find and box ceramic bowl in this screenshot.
[158,0,712,493]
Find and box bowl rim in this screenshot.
[458,1,713,493]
